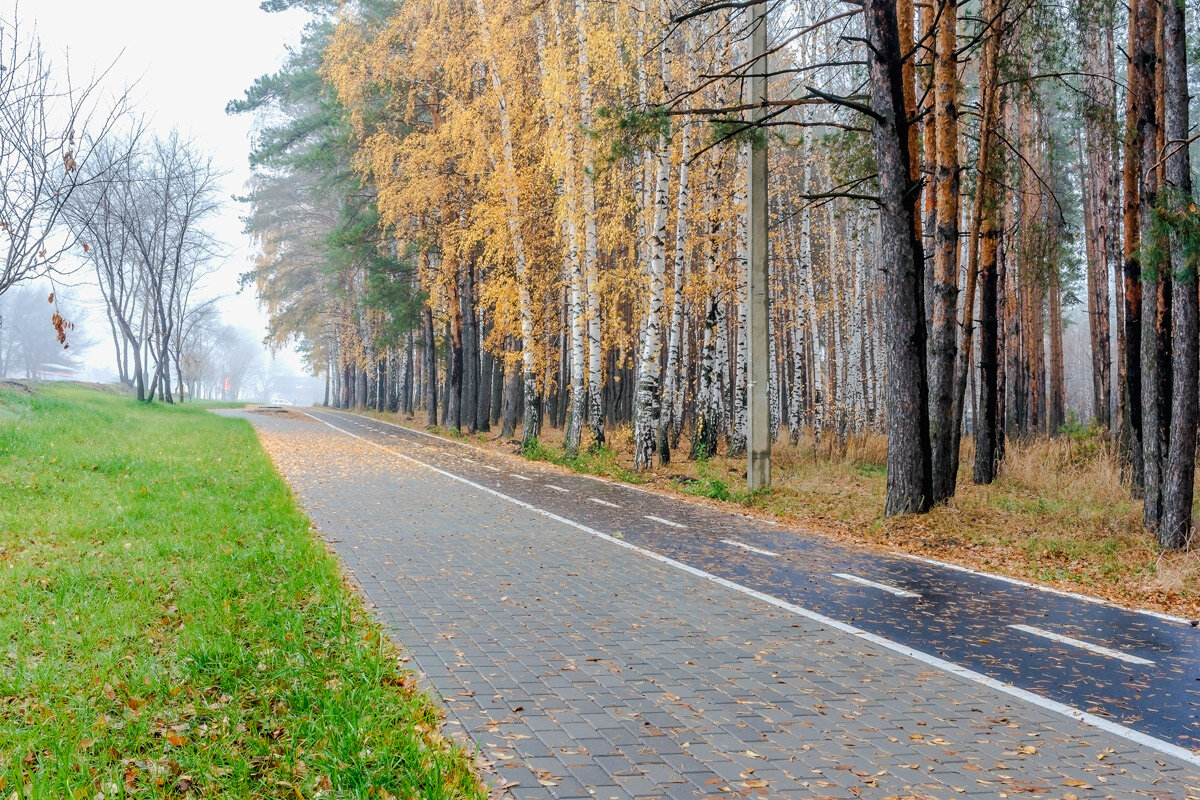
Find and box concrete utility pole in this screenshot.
[747,0,771,491]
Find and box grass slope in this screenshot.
[0,385,484,799]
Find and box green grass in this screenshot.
[519,438,646,484]
[0,385,484,799]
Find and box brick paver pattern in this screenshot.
[241,410,1200,800]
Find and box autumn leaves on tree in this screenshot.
[234,0,1200,547]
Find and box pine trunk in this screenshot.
[928,0,960,503]
[1160,0,1196,547]
[865,0,933,515]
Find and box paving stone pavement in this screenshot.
[232,409,1200,799]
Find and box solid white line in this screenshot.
[510,474,532,481]
[722,539,779,558]
[890,550,1196,626]
[1009,624,1155,667]
[545,484,569,493]
[302,411,1200,769]
[590,498,620,508]
[646,515,686,529]
[833,572,921,599]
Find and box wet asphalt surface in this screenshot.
[305,409,1200,756]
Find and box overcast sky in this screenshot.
[21,0,310,377]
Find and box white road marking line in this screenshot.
[484,465,500,472]
[1009,624,1155,666]
[722,539,779,557]
[304,412,1200,769]
[833,573,921,599]
[646,515,686,529]
[461,457,478,463]
[510,474,532,481]
[590,498,620,508]
[894,550,1196,625]
[545,485,569,493]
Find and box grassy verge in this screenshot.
[0,385,485,799]
[364,408,1199,618]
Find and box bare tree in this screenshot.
[69,131,223,401]
[0,12,130,296]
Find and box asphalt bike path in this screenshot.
[306,409,1200,757]
[227,407,1200,799]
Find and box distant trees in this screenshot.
[0,285,84,378]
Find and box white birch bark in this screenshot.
[540,5,587,456]
[727,141,750,457]
[799,161,823,441]
[782,212,804,439]
[849,216,867,434]
[693,152,726,459]
[473,0,538,445]
[575,0,604,447]
[633,28,672,470]
[564,159,586,455]
[659,117,692,460]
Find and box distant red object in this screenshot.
[35,363,77,381]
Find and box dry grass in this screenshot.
[363,409,1200,619]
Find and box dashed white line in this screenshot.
[833,573,921,598]
[646,515,686,529]
[545,484,570,493]
[304,411,1200,769]
[1009,624,1155,666]
[510,473,532,481]
[461,457,478,463]
[722,539,779,557]
[892,551,1196,626]
[484,465,501,472]
[590,497,620,508]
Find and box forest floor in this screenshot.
[366,410,1200,620]
[0,385,485,799]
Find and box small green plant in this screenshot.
[680,457,731,501]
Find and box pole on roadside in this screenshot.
[747,0,771,492]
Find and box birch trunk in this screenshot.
[473,0,539,446]
[659,118,691,464]
[632,35,672,470]
[727,142,750,458]
[692,158,726,460]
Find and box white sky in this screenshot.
[21,0,309,377]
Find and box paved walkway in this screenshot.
[228,408,1200,799]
